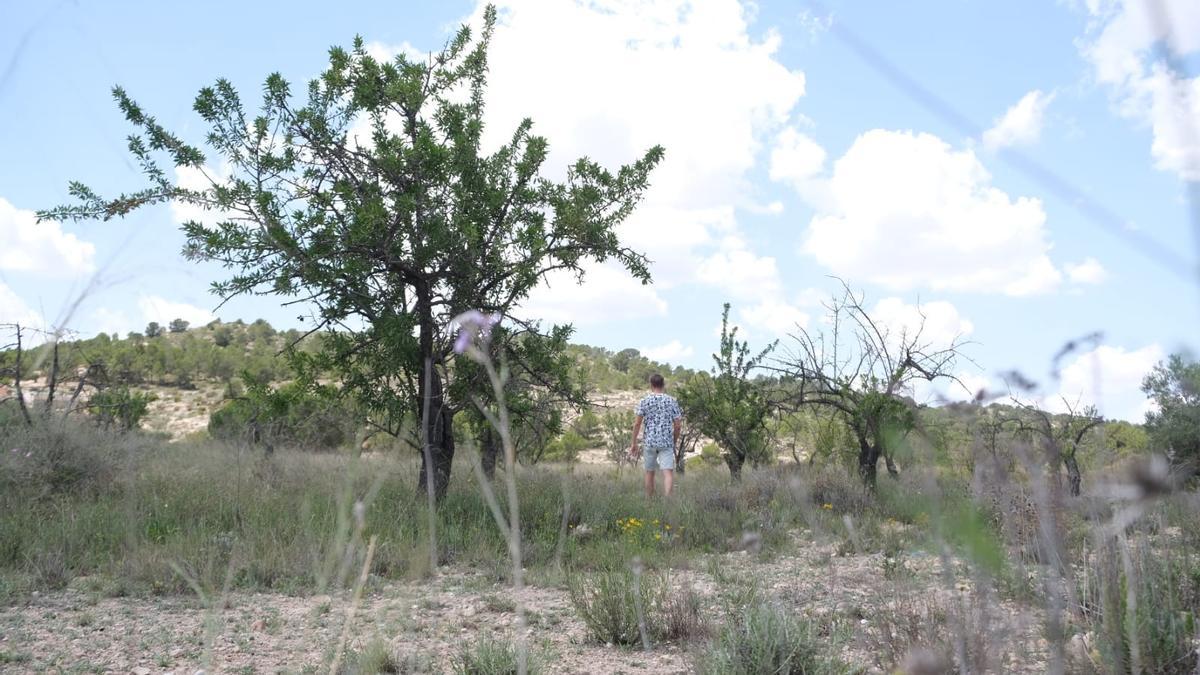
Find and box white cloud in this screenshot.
[137,294,216,327]
[363,40,423,63]
[696,235,783,300]
[803,129,1062,295]
[459,0,806,295]
[871,297,975,350]
[1050,343,1164,422]
[519,263,667,326]
[956,371,994,399]
[739,298,809,337]
[982,89,1055,150]
[89,307,133,337]
[640,339,695,363]
[1065,257,1108,284]
[0,282,46,331]
[769,126,827,187]
[1080,0,1200,180]
[0,198,95,278]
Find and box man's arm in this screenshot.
[672,418,681,449]
[629,416,643,457]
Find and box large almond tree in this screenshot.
[43,6,663,497]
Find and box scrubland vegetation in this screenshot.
[3,4,1198,673]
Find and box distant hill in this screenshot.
[0,320,699,440]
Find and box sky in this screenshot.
[1,0,1198,422]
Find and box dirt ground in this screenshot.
[0,529,1051,675]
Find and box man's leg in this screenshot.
[644,470,656,497]
[662,469,674,497]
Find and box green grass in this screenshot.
[0,421,816,602]
[697,599,850,675]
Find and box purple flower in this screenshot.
[452,310,501,354]
[24,452,31,458]
[9,448,18,454]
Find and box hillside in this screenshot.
[0,320,699,443]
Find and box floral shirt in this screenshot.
[635,392,682,449]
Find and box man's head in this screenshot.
[649,373,665,391]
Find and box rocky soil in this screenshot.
[0,529,1051,674]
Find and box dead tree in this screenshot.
[775,283,970,486]
[1,323,34,426]
[1007,398,1102,497]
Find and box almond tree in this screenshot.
[776,284,969,486]
[1007,398,1103,497]
[677,304,776,479]
[42,6,662,498]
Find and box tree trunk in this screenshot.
[1064,454,1082,497]
[725,451,744,480]
[857,434,879,487]
[415,285,454,500]
[884,453,900,478]
[417,365,455,500]
[480,426,499,480]
[43,340,60,417]
[10,325,33,426]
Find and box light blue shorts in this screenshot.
[643,446,675,471]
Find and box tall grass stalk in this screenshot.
[464,342,528,675]
[329,534,377,675]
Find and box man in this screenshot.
[629,373,682,497]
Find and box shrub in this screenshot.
[541,431,587,463]
[88,387,156,431]
[208,381,353,450]
[569,568,666,645]
[801,466,875,516]
[453,637,541,675]
[1082,536,1199,674]
[697,600,846,675]
[0,421,149,495]
[571,410,602,441]
[340,638,430,674]
[689,442,723,470]
[659,584,709,643]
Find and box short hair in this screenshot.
[649,373,665,389]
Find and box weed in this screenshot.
[453,638,541,675]
[698,599,848,675]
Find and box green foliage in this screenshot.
[698,600,847,675]
[1083,537,1199,674]
[340,638,429,674]
[0,421,156,497]
[1102,420,1149,457]
[0,427,815,601]
[678,304,775,477]
[0,320,293,389]
[569,568,666,645]
[89,387,156,431]
[564,344,695,393]
[168,318,190,333]
[208,380,352,450]
[611,348,641,373]
[571,409,601,441]
[541,430,587,463]
[600,410,635,466]
[43,7,664,494]
[691,442,723,469]
[1142,353,1200,468]
[453,638,541,675]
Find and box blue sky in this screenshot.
[2,0,1197,421]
